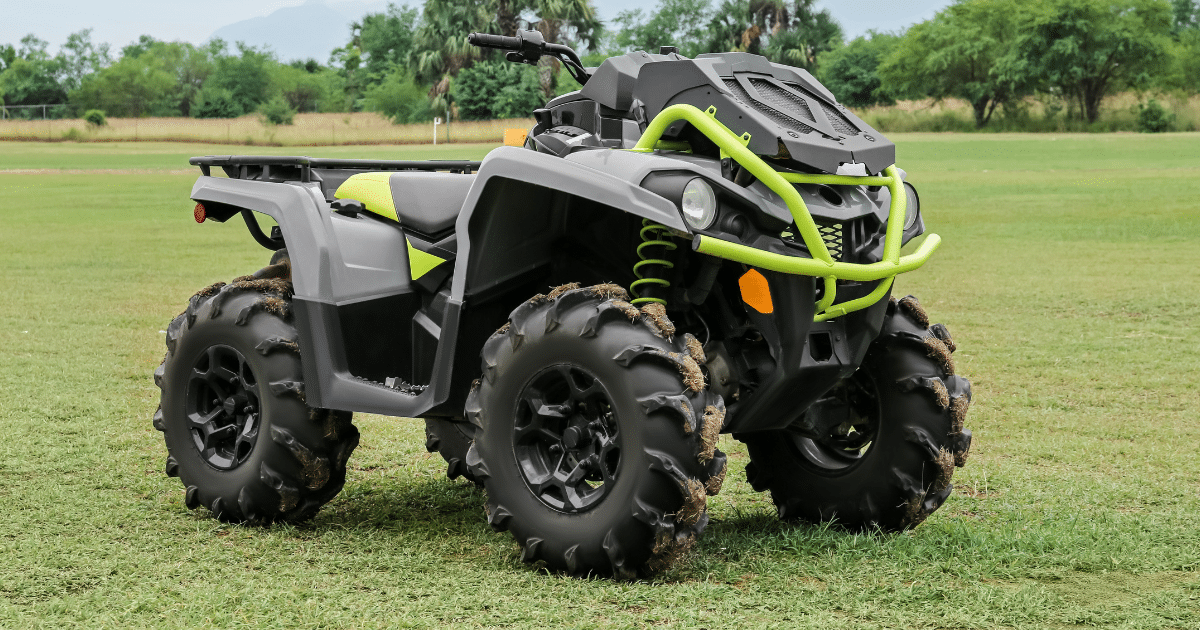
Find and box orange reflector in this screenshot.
[504,128,528,147]
[193,202,206,223]
[739,269,773,314]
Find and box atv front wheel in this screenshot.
[153,268,359,523]
[466,285,727,577]
[741,295,972,530]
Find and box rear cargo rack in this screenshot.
[189,155,482,182]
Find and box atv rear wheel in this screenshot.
[741,295,972,530]
[424,418,479,484]
[153,269,359,523]
[466,285,727,577]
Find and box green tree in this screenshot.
[522,0,601,99]
[0,44,16,71]
[57,29,111,92]
[0,35,68,112]
[1172,0,1200,31]
[763,1,843,71]
[329,3,419,111]
[818,32,901,107]
[363,68,433,123]
[703,0,842,72]
[879,0,1033,127]
[611,0,714,58]
[272,63,327,112]
[358,3,419,81]
[411,0,496,109]
[453,59,543,119]
[69,53,174,117]
[207,42,275,114]
[191,86,243,118]
[1018,0,1173,123]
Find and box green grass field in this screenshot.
[2,134,1198,628]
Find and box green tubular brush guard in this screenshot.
[633,104,942,322]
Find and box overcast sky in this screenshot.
[4,0,956,56]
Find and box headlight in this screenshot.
[681,178,717,230]
[902,182,920,230]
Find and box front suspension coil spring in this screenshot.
[630,220,677,306]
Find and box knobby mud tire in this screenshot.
[424,418,480,485]
[742,295,972,531]
[465,284,728,578]
[153,263,359,523]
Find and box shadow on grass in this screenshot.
[314,476,488,534]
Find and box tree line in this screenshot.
[1,0,1198,128]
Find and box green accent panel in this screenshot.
[335,173,398,221]
[406,237,446,281]
[634,103,929,320]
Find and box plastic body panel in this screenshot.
[450,146,686,302]
[190,176,458,417]
[726,272,891,434]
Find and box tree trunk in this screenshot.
[538,57,558,101]
[1083,83,1104,124]
[972,98,990,128]
[497,0,519,37]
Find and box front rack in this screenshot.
[632,103,941,322]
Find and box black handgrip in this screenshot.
[468,33,521,50]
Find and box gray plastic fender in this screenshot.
[191,177,333,300]
[450,146,686,301]
[190,177,414,304]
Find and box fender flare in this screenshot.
[450,146,685,302]
[190,177,335,301]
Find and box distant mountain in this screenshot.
[209,1,390,63]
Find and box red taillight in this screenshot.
[194,203,206,223]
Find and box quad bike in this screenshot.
[153,30,972,578]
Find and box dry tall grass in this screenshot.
[0,112,535,146]
[853,92,1200,133]
[2,92,1197,144]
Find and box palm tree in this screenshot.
[411,0,497,109]
[705,0,842,72]
[527,0,600,98]
[411,0,600,109]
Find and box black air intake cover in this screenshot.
[583,51,895,175]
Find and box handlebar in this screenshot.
[466,33,522,50]
[467,30,590,86]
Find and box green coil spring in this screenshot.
[630,220,676,306]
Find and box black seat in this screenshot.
[390,172,475,235]
[334,171,474,236]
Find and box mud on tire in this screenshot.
[741,295,972,531]
[465,284,727,577]
[153,261,360,523]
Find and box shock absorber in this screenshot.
[630,220,677,306]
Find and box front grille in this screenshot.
[723,78,815,136]
[817,222,843,260]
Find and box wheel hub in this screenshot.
[512,364,622,513]
[185,344,262,470]
[791,371,879,472]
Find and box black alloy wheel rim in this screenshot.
[790,371,880,472]
[185,345,262,470]
[512,364,622,513]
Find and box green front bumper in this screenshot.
[632,104,940,322]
